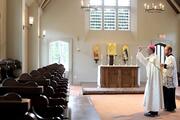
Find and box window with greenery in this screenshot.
[49,41,69,71]
[89,0,130,31]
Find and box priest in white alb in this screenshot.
[136,44,164,117]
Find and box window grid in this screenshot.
[89,0,130,31]
[104,0,116,6]
[104,8,116,30]
[118,0,130,6]
[90,9,103,30]
[118,8,130,30]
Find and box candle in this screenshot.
[144,3,147,9]
[154,5,157,9]
[81,0,84,6]
[162,5,164,10]
[147,5,150,9]
[159,3,162,9]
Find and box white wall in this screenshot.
[6,0,22,61]
[37,0,180,84]
[137,0,180,78]
[178,18,180,72]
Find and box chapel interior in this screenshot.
[0,0,180,120]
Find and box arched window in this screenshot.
[155,43,166,64]
[49,41,69,71]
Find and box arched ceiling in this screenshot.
[25,0,180,14]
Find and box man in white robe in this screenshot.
[161,45,178,112]
[136,44,164,117]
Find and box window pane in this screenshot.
[104,8,116,30]
[49,41,61,64]
[118,8,130,30]
[90,0,102,6]
[104,0,116,6]
[157,45,161,62]
[90,9,102,30]
[49,41,69,71]
[161,46,165,64]
[155,44,165,64]
[118,0,130,6]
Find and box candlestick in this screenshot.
[81,0,84,6]
[144,3,147,9]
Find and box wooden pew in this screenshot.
[0,92,37,120]
[0,79,64,120]
[0,63,69,120]
[18,73,68,107]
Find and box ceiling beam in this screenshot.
[40,0,51,9]
[174,0,180,7]
[167,0,180,14]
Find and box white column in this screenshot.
[22,0,28,72]
[37,7,42,68]
[0,0,6,59]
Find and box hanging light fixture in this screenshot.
[144,0,165,13]
[81,0,98,11]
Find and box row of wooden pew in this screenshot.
[0,63,69,120]
[0,59,22,82]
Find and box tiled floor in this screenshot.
[68,96,100,120]
[176,87,180,99]
[69,85,100,120]
[90,94,180,120]
[70,85,180,120]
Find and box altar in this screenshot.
[97,65,140,88]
